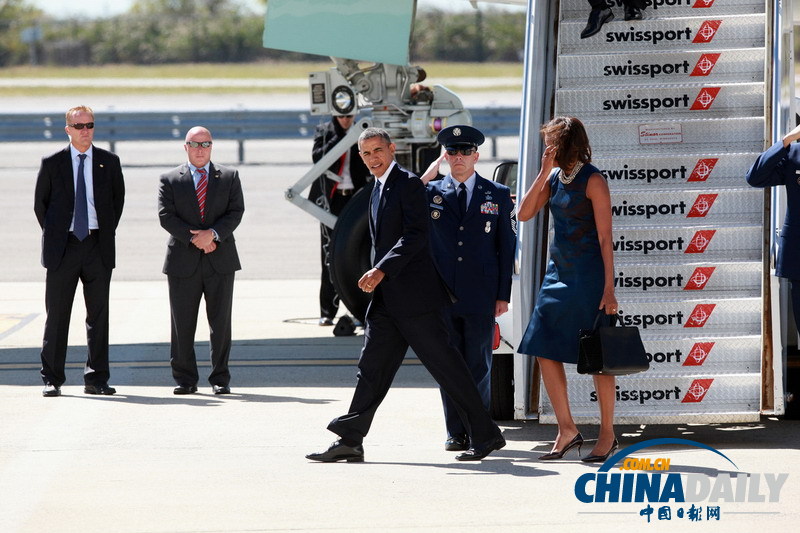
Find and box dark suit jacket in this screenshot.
[34,145,125,270]
[158,162,244,278]
[309,119,370,203]
[746,140,800,279]
[369,164,451,317]
[427,174,516,315]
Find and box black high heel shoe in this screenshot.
[539,433,583,460]
[581,438,619,463]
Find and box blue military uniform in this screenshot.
[427,125,516,443]
[746,139,800,334]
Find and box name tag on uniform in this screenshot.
[480,202,499,215]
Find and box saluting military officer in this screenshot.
[421,125,517,451]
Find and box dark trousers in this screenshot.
[168,255,235,387]
[40,233,112,387]
[319,193,351,318]
[440,311,494,439]
[327,294,500,447]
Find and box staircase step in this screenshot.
[583,116,765,155]
[597,152,760,189]
[613,261,761,296]
[558,48,764,87]
[556,82,763,120]
[606,224,762,260]
[610,187,761,225]
[560,0,765,20]
[559,14,765,54]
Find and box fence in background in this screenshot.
[0,107,520,163]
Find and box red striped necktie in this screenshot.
[196,168,208,220]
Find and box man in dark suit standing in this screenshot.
[306,127,505,463]
[421,125,516,451]
[746,123,800,337]
[34,105,125,397]
[310,114,370,325]
[158,126,244,395]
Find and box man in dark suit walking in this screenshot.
[306,127,505,463]
[421,125,516,451]
[34,105,125,397]
[158,126,244,395]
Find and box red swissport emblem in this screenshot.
[687,194,718,217]
[684,342,715,366]
[690,87,721,110]
[693,20,722,44]
[682,378,714,403]
[685,304,716,328]
[685,230,716,253]
[687,158,718,182]
[693,0,716,8]
[684,267,716,290]
[691,53,721,76]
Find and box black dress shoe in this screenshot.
[212,384,231,395]
[84,383,116,395]
[319,317,334,326]
[42,383,61,397]
[624,5,643,21]
[445,435,469,451]
[306,440,364,463]
[173,385,198,395]
[455,435,506,461]
[582,439,619,463]
[580,7,614,39]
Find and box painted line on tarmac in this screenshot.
[0,314,38,342]
[0,359,423,370]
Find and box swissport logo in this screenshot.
[684,230,716,253]
[682,378,714,402]
[693,0,716,7]
[690,53,721,76]
[693,20,722,43]
[684,266,716,290]
[684,304,716,328]
[687,158,718,182]
[683,342,715,366]
[686,194,718,217]
[690,87,721,110]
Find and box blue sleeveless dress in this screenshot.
[518,163,606,363]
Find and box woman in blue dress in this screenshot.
[517,117,618,462]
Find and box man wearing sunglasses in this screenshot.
[34,105,126,397]
[158,126,244,395]
[421,125,516,451]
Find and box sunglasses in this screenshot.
[186,141,213,148]
[445,147,476,156]
[69,122,94,130]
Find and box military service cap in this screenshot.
[437,125,485,149]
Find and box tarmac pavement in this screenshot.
[1,277,800,533]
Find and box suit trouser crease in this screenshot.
[440,312,494,438]
[168,255,234,387]
[327,295,497,446]
[41,235,111,386]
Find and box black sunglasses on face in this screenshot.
[69,122,94,130]
[186,141,213,148]
[445,147,476,156]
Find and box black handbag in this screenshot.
[577,312,649,376]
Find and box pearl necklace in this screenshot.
[559,161,584,185]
